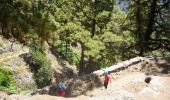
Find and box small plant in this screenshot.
[0,66,14,87]
[0,66,21,94]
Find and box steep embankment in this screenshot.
[44,45,78,86]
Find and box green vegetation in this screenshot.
[0,67,19,93]
[0,0,169,75]
[53,43,80,66]
[0,66,30,94]
[29,46,53,88]
[0,66,14,87]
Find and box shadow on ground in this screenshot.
[65,73,103,97]
[49,48,103,97]
[141,57,170,76]
[46,73,103,97]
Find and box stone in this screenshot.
[145,77,152,84]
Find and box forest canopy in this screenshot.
[0,0,170,73]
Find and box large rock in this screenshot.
[93,57,145,76]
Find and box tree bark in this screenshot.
[136,0,144,56]
[144,0,157,48]
[1,24,4,35]
[79,42,85,75]
[65,32,69,59]
[91,19,96,38]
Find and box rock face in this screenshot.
[93,57,145,76]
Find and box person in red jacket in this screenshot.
[104,73,111,89]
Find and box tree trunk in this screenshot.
[91,19,96,38]
[144,0,157,48]
[1,24,3,35]
[136,0,144,56]
[65,33,69,60]
[79,42,85,75]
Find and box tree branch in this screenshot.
[156,1,170,13]
[147,38,170,51]
[72,0,92,20]
[155,21,170,35]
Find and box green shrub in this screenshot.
[29,50,47,70]
[0,67,32,94]
[29,50,53,88]
[0,84,19,93]
[0,67,14,87]
[30,42,45,55]
[34,64,53,87]
[0,67,20,94]
[53,44,80,66]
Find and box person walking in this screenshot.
[57,80,66,96]
[104,73,111,90]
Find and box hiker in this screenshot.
[57,80,66,96]
[104,72,111,89]
[103,67,109,75]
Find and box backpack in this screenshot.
[58,82,65,90]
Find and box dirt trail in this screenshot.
[29,71,170,100]
[86,72,170,100]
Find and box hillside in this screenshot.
[0,43,170,100]
[0,0,170,99]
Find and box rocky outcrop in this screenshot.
[93,57,146,76]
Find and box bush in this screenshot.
[34,64,53,87]
[0,67,19,93]
[29,50,53,88]
[30,42,45,55]
[0,67,35,94]
[53,44,80,66]
[29,50,47,70]
[0,67,14,87]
